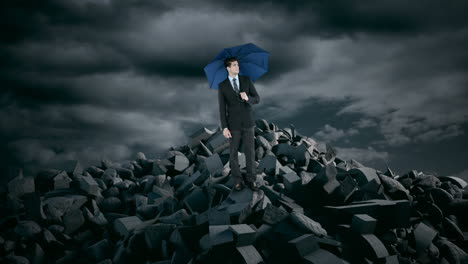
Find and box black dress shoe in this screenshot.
[246,181,259,190]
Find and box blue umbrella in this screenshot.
[204,42,269,90]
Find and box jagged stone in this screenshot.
[189,127,215,148]
[114,216,142,237]
[6,119,468,264]
[14,221,42,239]
[87,239,111,262]
[351,214,377,235]
[63,208,85,235]
[78,175,100,195]
[53,170,72,190]
[202,153,224,175]
[288,234,320,257]
[183,186,209,214]
[290,211,327,237]
[258,154,281,176]
[145,223,176,250]
[414,222,438,253]
[236,245,264,264]
[23,192,46,222]
[8,175,35,197]
[230,224,256,246]
[59,159,83,176]
[439,176,467,189]
[282,171,301,193]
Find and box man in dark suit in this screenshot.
[218,57,260,191]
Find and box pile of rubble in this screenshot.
[1,119,467,264]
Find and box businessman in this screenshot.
[218,56,260,191]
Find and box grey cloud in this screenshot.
[207,0,468,36]
[353,118,378,128]
[335,146,390,170]
[314,124,359,142]
[1,0,467,179]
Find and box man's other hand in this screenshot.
[223,128,232,138]
[240,92,248,101]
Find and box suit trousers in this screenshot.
[229,125,256,184]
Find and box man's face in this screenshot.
[226,61,239,75]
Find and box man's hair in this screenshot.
[224,57,238,68]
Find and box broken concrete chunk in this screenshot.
[348,167,381,187]
[14,221,42,239]
[258,154,281,176]
[189,127,215,148]
[100,197,122,213]
[312,163,338,186]
[288,234,320,257]
[152,159,170,176]
[347,159,366,169]
[289,211,327,237]
[334,175,358,203]
[87,239,111,262]
[23,192,46,222]
[203,153,224,175]
[86,166,105,178]
[115,167,134,180]
[351,214,376,234]
[307,159,324,174]
[236,245,264,264]
[439,176,467,189]
[53,171,72,190]
[292,143,313,167]
[278,198,304,214]
[114,216,142,237]
[414,174,440,189]
[272,143,295,159]
[414,222,437,253]
[325,199,410,229]
[282,171,301,193]
[145,223,175,250]
[302,248,344,263]
[8,176,35,197]
[206,130,230,154]
[262,203,289,225]
[79,175,100,195]
[256,135,272,150]
[230,224,256,246]
[207,208,231,226]
[60,159,83,176]
[159,209,191,225]
[358,234,390,260]
[63,209,85,235]
[170,154,190,172]
[209,225,234,247]
[183,186,209,214]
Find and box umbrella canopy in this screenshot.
[204,42,269,90]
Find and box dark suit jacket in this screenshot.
[218,75,260,131]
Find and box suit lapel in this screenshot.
[224,77,237,96]
[239,76,245,93]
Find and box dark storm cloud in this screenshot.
[0,0,173,44]
[208,0,468,36]
[0,0,310,86]
[1,0,468,177]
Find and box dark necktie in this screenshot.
[232,78,239,93]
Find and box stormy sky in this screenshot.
[1,0,468,181]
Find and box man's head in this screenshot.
[224,57,239,77]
